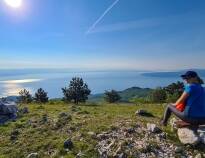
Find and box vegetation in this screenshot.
[164,81,184,102]
[0,102,173,157]
[34,88,49,103]
[104,90,121,103]
[0,102,204,157]
[62,77,91,104]
[118,87,152,102]
[149,87,167,103]
[89,82,185,104]
[18,89,33,104]
[0,79,204,157]
[89,87,152,103]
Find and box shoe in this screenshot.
[160,119,167,126]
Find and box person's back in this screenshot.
[186,84,205,118]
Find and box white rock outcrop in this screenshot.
[177,128,200,145]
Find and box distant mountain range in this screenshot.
[141,69,205,78]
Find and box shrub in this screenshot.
[150,87,167,103]
[19,89,32,103]
[164,81,184,102]
[34,88,49,103]
[104,90,121,103]
[62,77,91,104]
[166,93,180,103]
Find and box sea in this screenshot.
[0,69,204,98]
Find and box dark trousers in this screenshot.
[162,104,205,125]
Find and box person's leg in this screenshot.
[168,106,200,127]
[161,104,174,126]
[164,105,205,126]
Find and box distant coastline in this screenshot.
[141,69,205,78]
[0,69,205,98]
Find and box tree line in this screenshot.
[18,77,185,105]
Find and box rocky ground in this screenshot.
[0,102,205,157]
[95,121,203,158]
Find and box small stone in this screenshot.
[174,146,183,153]
[59,112,72,120]
[177,128,200,145]
[64,139,74,150]
[135,110,153,117]
[10,129,19,140]
[126,128,135,134]
[170,117,179,131]
[76,151,85,158]
[22,107,29,114]
[135,110,147,115]
[118,153,127,158]
[147,123,162,133]
[158,132,167,139]
[26,153,38,158]
[87,131,96,139]
[97,133,109,140]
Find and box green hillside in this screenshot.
[89,87,152,102]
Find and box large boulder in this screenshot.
[0,101,18,124]
[177,128,200,145]
[0,101,18,114]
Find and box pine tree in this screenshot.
[62,77,91,104]
[19,89,33,103]
[34,88,49,103]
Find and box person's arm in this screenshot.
[174,92,189,106]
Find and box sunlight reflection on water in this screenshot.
[0,79,43,97]
[0,79,42,84]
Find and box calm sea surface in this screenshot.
[0,69,204,98]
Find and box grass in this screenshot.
[0,101,203,157]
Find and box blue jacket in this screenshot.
[184,83,205,118]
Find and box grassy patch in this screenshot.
[0,102,202,157]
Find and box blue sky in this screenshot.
[0,0,205,70]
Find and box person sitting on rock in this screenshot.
[161,71,205,126]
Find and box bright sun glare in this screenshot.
[4,0,22,8]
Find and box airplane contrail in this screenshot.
[86,0,120,34]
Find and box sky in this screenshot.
[0,0,205,71]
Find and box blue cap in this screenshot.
[181,71,198,79]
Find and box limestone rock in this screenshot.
[87,131,96,139]
[197,126,205,144]
[135,110,147,115]
[177,128,200,145]
[135,110,153,117]
[170,117,179,131]
[26,153,38,158]
[147,123,162,133]
[174,146,183,153]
